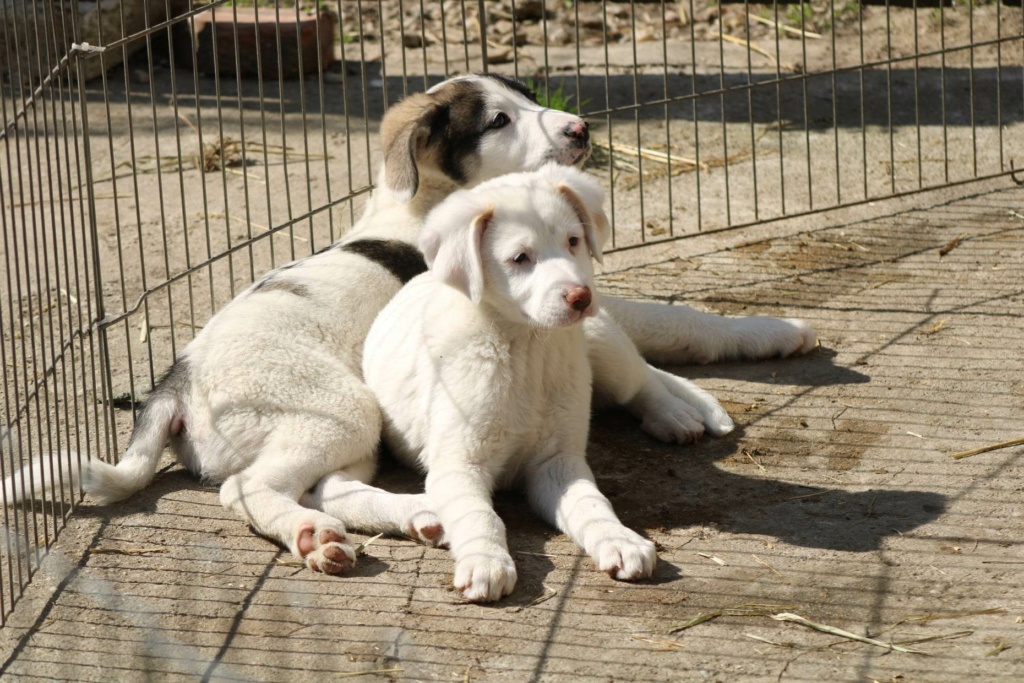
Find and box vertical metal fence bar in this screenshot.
[996,0,1003,172]
[601,0,616,248]
[477,0,489,73]
[509,0,518,81]
[337,2,358,228]
[687,0,701,231]
[858,1,867,199]
[317,1,336,244]
[356,1,374,195]
[968,2,977,178]
[913,1,922,190]
[661,0,676,235]
[830,0,840,205]
[206,2,238,301]
[939,2,948,183]
[716,11,730,225]
[229,3,258,284]
[629,0,645,241]
[184,1,219,319]
[884,0,895,194]
[799,4,811,210]
[164,1,199,341]
[773,1,786,216]
[743,1,759,223]
[253,3,280,269]
[417,0,428,90]
[439,0,450,77]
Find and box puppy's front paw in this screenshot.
[454,552,517,602]
[589,527,657,581]
[638,396,705,445]
[295,520,357,575]
[407,509,446,547]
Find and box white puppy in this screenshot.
[363,165,656,602]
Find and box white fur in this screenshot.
[364,167,656,602]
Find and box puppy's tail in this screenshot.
[2,360,189,506]
[83,391,181,504]
[0,428,83,505]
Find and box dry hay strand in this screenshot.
[951,438,1024,460]
[610,126,775,191]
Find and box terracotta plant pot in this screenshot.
[176,6,336,80]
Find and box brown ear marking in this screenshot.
[556,182,606,264]
[380,93,437,201]
[473,207,495,232]
[556,182,592,229]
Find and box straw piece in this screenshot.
[938,233,967,257]
[708,32,777,64]
[631,634,685,651]
[668,612,722,633]
[951,437,1024,460]
[93,547,166,555]
[771,612,925,654]
[747,13,822,39]
[336,669,404,678]
[354,532,384,555]
[905,608,1007,624]
[894,630,972,646]
[752,555,784,577]
[698,552,726,565]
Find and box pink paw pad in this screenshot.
[296,523,354,575]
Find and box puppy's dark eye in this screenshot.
[512,252,530,265]
[489,112,511,130]
[568,236,580,248]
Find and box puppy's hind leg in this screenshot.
[600,295,817,365]
[586,308,711,443]
[302,461,445,547]
[220,461,357,575]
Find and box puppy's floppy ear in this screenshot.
[381,93,438,202]
[420,197,493,304]
[552,169,610,265]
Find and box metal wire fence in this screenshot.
[1,0,1021,626]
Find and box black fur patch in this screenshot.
[429,80,488,185]
[252,277,310,298]
[151,358,190,402]
[480,73,539,103]
[341,239,427,284]
[129,358,190,441]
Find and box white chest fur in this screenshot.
[364,274,593,486]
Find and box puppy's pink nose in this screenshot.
[565,286,592,312]
[563,119,589,144]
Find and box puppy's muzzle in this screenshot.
[565,285,592,312]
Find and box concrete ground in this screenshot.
[1,177,1022,682]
